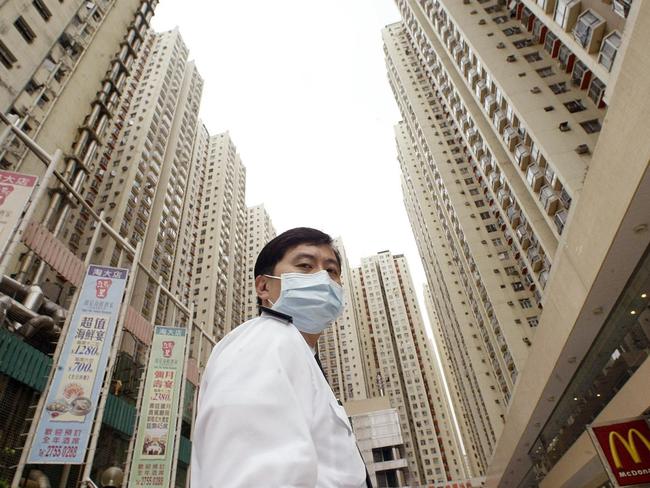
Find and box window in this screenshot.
[492,238,503,246]
[480,211,491,220]
[513,38,535,49]
[527,316,540,327]
[498,251,509,261]
[503,26,522,37]
[14,16,37,43]
[486,224,498,233]
[512,282,525,291]
[564,99,586,113]
[549,82,569,94]
[554,0,581,30]
[0,41,17,69]
[32,0,52,21]
[536,66,555,78]
[580,118,602,134]
[524,51,543,63]
[505,266,519,276]
[475,199,485,207]
[519,298,533,309]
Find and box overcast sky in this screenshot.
[150,1,433,310]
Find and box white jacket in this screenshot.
[191,312,367,488]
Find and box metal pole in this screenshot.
[0,148,62,275]
[122,276,163,484]
[81,242,143,483]
[10,214,103,488]
[170,303,193,487]
[185,320,204,488]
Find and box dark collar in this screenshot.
[259,306,293,323]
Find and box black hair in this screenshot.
[254,227,342,307]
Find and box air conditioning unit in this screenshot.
[536,0,557,14]
[554,0,582,32]
[588,77,607,107]
[573,9,606,54]
[598,30,621,72]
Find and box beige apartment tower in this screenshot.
[320,248,469,486]
[386,0,650,486]
[242,204,276,322]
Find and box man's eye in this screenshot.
[298,263,312,269]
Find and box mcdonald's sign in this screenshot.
[588,417,650,487]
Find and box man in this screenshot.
[191,227,369,487]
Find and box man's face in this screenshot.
[256,243,342,307]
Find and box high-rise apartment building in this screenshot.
[320,248,468,486]
[191,132,247,343]
[1,0,157,265]
[318,238,369,402]
[386,0,650,486]
[62,29,203,325]
[0,12,253,485]
[242,204,276,322]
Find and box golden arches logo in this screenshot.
[608,429,650,469]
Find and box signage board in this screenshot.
[130,326,187,487]
[588,416,650,487]
[27,265,129,464]
[0,170,37,253]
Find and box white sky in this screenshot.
[150,1,432,313]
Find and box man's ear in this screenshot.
[255,275,270,303]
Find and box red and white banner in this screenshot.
[0,170,37,254]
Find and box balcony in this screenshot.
[515,144,531,170]
[489,171,502,191]
[493,111,508,134]
[516,225,531,250]
[540,185,560,215]
[498,189,512,209]
[598,31,621,72]
[475,79,488,102]
[526,164,544,192]
[554,0,581,32]
[504,126,520,151]
[554,208,569,234]
[484,94,498,117]
[507,207,522,227]
[482,155,495,175]
[527,246,544,272]
[573,10,606,54]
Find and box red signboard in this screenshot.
[589,417,650,487]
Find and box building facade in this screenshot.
[191,131,247,343]
[242,204,276,322]
[386,0,650,486]
[320,248,468,486]
[0,10,252,486]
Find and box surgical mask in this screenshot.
[265,270,344,334]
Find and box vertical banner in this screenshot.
[27,265,129,464]
[130,326,187,487]
[588,416,650,487]
[0,170,38,252]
